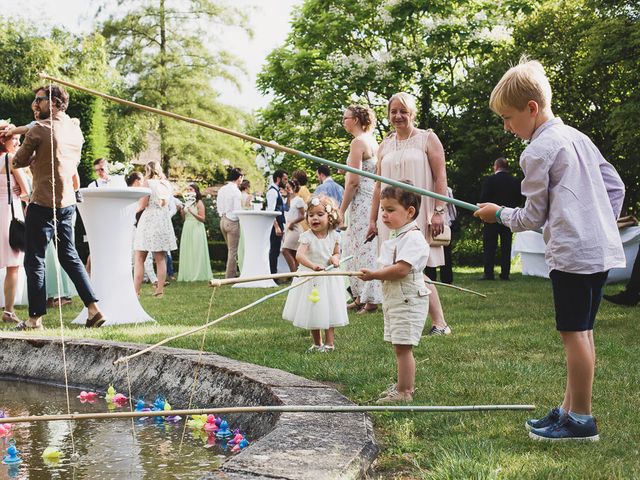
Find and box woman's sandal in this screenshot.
[15,319,44,331]
[2,311,20,323]
[347,301,363,311]
[52,297,72,307]
[356,304,378,314]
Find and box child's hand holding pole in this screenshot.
[474,202,501,223]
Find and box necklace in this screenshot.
[393,126,414,173]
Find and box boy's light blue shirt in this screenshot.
[500,117,625,274]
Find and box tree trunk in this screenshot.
[159,0,170,175]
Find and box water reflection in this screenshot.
[0,380,227,479]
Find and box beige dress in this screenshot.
[377,129,444,267]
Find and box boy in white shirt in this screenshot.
[361,183,430,403]
[475,58,625,441]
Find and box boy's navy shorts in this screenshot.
[549,270,609,332]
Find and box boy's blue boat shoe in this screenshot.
[529,414,600,442]
[525,407,561,431]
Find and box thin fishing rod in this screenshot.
[0,403,535,425]
[38,74,479,212]
[209,269,362,287]
[427,279,486,298]
[114,256,354,365]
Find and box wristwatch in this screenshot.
[434,205,445,215]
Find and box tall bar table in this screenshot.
[233,210,281,288]
[72,187,154,326]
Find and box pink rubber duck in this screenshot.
[0,423,12,437]
[78,391,98,403]
[228,432,244,446]
[203,415,218,433]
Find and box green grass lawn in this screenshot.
[3,270,639,479]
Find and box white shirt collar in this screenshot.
[391,220,418,238]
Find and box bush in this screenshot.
[451,215,484,266]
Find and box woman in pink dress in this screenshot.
[0,124,30,323]
[367,93,452,335]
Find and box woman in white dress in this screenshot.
[339,105,382,314]
[367,92,452,335]
[133,161,177,297]
[0,127,29,323]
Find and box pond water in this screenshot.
[0,379,235,479]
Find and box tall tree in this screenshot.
[100,0,259,181]
[506,0,640,209]
[255,0,538,189]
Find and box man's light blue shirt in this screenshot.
[314,177,344,206]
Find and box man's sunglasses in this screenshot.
[34,96,49,104]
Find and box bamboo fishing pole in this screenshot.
[38,74,479,213]
[210,271,486,298]
[114,257,355,365]
[209,269,363,287]
[0,403,535,425]
[426,279,486,298]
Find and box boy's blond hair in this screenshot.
[489,58,552,113]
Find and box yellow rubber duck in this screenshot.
[42,447,62,460]
[105,385,116,403]
[308,288,320,303]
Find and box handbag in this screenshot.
[428,224,451,247]
[5,154,26,252]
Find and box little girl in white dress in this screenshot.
[282,195,348,352]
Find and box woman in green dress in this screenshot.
[177,183,212,281]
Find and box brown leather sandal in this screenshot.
[2,311,20,323]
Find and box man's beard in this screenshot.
[38,109,50,120]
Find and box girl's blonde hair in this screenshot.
[307,195,342,230]
[387,92,417,119]
[489,57,552,113]
[346,104,376,132]
[144,161,163,179]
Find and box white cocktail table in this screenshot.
[233,210,281,288]
[72,187,154,326]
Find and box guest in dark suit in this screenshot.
[479,157,522,280]
[603,244,640,306]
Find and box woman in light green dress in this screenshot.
[177,183,212,281]
[45,241,77,304]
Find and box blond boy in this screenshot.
[474,59,625,441]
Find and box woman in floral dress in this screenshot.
[339,105,382,313]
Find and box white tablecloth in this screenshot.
[513,226,640,283]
